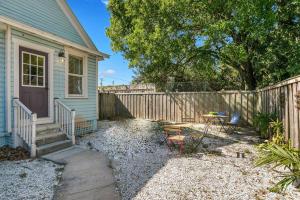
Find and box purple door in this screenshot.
[19,46,49,118]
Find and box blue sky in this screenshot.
[67,0,133,86]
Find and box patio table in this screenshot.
[202,114,229,132]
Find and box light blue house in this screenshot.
[0,0,107,156]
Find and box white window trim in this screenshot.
[65,48,88,99]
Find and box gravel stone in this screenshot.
[79,119,300,200]
[0,159,63,200]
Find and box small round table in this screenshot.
[202,114,229,132]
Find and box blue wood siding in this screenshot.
[0,0,87,47]
[0,31,5,134]
[11,29,98,123]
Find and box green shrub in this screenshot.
[269,119,285,146]
[253,112,277,138]
[256,142,300,192]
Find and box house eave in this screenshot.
[0,16,109,59]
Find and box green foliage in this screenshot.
[208,112,218,115]
[269,119,285,145]
[256,143,300,192]
[107,0,300,90]
[256,117,300,192]
[253,112,277,138]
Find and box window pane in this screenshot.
[38,57,44,66]
[31,76,37,85]
[69,55,83,75]
[23,53,30,64]
[38,77,43,86]
[31,65,37,75]
[23,75,29,85]
[23,64,30,74]
[31,55,37,65]
[38,67,44,76]
[68,75,82,95]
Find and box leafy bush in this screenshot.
[253,112,277,138]
[256,117,300,192]
[269,119,285,146]
[256,142,300,192]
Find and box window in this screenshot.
[66,51,88,98]
[22,52,45,87]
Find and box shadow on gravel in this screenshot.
[79,120,260,200]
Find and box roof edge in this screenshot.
[57,0,98,50]
[0,16,109,59]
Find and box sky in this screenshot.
[67,0,134,86]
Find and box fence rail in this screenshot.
[99,75,300,148]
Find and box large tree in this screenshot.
[107,0,300,90]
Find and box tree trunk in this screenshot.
[238,62,256,90]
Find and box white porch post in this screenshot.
[71,110,76,145]
[13,98,18,148]
[30,113,37,157]
[5,25,12,135]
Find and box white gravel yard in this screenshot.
[0,159,63,200]
[78,119,300,200]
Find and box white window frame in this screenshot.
[21,51,46,88]
[65,48,88,98]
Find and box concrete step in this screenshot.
[37,123,61,135]
[36,140,72,157]
[36,132,67,146]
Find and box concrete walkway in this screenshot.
[42,146,120,200]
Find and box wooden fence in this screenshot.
[99,91,257,125]
[255,75,300,148]
[99,75,300,148]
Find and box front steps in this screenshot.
[36,124,72,157]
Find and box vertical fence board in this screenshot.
[99,76,300,149]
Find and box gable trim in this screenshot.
[0,16,109,59]
[56,0,97,51]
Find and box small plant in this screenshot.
[256,143,300,192]
[269,119,285,146]
[253,112,277,139]
[269,119,283,136]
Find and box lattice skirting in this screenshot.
[75,119,97,136]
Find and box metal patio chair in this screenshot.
[225,112,240,134]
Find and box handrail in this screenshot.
[13,98,37,157]
[16,100,33,114]
[54,98,76,144]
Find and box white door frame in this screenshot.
[13,38,54,124]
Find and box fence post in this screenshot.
[71,109,76,145]
[31,113,37,157]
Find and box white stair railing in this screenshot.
[13,98,37,157]
[54,98,76,145]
